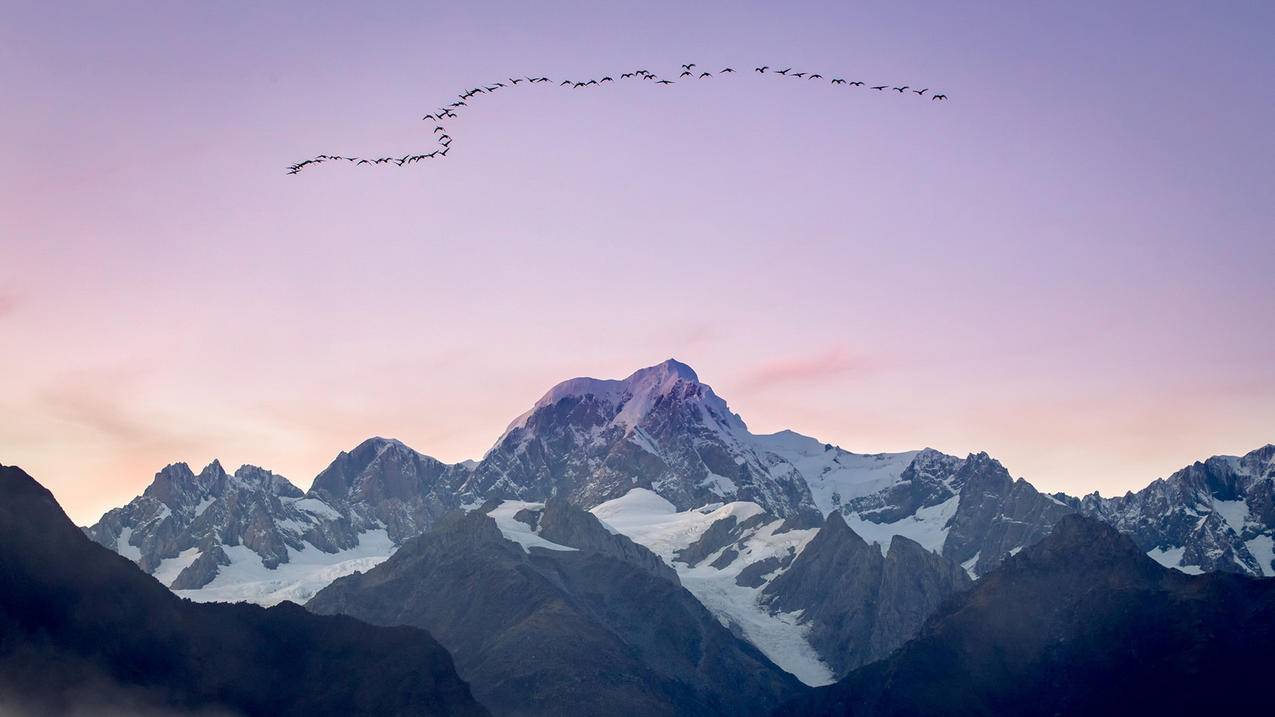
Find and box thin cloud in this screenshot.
[0,292,19,319]
[738,348,877,391]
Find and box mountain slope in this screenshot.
[307,499,802,717]
[775,514,1275,716]
[0,463,488,717]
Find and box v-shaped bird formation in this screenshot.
[286,62,948,174]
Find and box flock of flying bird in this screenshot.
[286,63,947,174]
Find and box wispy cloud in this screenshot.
[0,291,20,319]
[737,348,876,391]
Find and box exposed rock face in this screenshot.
[460,360,822,523]
[941,452,1074,576]
[309,437,466,543]
[0,464,489,717]
[307,502,800,717]
[761,512,972,676]
[85,460,361,589]
[775,515,1275,716]
[1077,444,1275,576]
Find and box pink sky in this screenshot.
[2,1,1272,524]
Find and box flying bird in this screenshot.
[913,88,928,96]
[871,85,886,90]
[755,66,768,73]
[892,86,908,92]
[849,81,864,86]
[434,126,445,133]
[932,94,947,100]
[792,72,806,78]
[560,80,572,86]
[831,78,846,84]
[721,68,734,73]
[680,70,692,77]
[682,63,696,70]
[601,76,613,82]
[656,79,673,84]
[809,74,822,79]
[699,72,712,78]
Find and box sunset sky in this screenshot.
[2,1,1272,524]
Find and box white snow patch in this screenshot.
[152,547,200,587]
[291,497,341,520]
[486,501,577,553]
[1212,499,1249,535]
[194,498,215,516]
[845,495,959,557]
[116,527,141,562]
[175,529,395,606]
[591,489,833,686]
[1245,535,1274,577]
[961,552,981,578]
[1146,545,1207,574]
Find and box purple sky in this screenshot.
[2,1,1273,524]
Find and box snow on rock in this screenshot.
[846,495,959,557]
[175,529,395,606]
[592,489,833,686]
[486,501,577,553]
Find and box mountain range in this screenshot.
[84,359,1275,684]
[0,464,489,717]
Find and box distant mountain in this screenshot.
[1075,444,1275,576]
[0,463,488,717]
[307,498,801,717]
[775,514,1275,716]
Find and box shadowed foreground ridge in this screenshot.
[775,514,1275,716]
[0,463,489,717]
[308,499,802,717]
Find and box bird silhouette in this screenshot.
[291,59,951,174]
